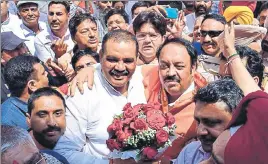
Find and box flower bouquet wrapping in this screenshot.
[106,102,178,162]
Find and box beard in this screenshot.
[32,126,62,149]
[195,5,208,15]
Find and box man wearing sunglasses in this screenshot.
[197,14,226,82]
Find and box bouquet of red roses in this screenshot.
[106,102,177,162]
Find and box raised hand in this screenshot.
[223,21,236,59]
[51,36,68,59]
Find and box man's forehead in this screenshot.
[160,43,189,59]
[201,19,225,29]
[195,101,230,115]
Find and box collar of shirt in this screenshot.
[42,27,71,45]
[20,22,46,37]
[2,13,11,25]
[169,81,195,106]
[9,97,28,114]
[199,144,212,161]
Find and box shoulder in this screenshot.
[1,97,17,111]
[35,29,50,43]
[41,149,69,164]
[182,141,202,152]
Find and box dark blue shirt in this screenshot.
[1,97,28,130]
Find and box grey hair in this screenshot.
[1,125,35,155]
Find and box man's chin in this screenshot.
[201,143,213,153]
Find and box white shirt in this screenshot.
[1,13,22,34]
[15,22,48,55]
[34,27,74,62]
[54,65,147,164]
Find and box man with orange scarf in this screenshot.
[142,38,207,160]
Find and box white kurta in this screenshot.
[54,65,147,164]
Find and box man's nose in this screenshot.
[115,61,126,71]
[167,65,176,77]
[47,115,57,126]
[197,123,208,136]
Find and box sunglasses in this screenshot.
[200,30,223,38]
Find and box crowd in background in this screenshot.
[1,1,268,164]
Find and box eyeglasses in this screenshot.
[200,30,223,38]
[136,32,161,41]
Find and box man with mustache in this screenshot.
[34,1,74,62]
[26,87,66,150]
[196,14,227,82]
[15,1,47,55]
[54,30,147,163]
[174,78,243,164]
[185,1,212,35]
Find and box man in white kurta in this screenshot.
[54,30,147,164]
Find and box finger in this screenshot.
[63,44,68,51]
[77,81,84,95]
[60,36,65,45]
[230,21,235,37]
[70,78,78,97]
[224,24,229,39]
[87,67,95,89]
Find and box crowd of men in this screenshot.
[1,1,268,164]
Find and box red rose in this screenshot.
[147,114,166,130]
[106,139,122,151]
[130,118,148,131]
[165,112,175,126]
[123,107,139,124]
[143,147,158,159]
[116,130,130,142]
[107,119,123,133]
[156,129,169,145]
[123,126,133,137]
[133,104,143,111]
[146,109,163,117]
[123,103,132,111]
[143,102,161,113]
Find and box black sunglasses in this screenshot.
[200,30,223,38]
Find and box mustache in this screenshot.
[202,41,216,46]
[42,125,61,134]
[164,76,180,82]
[110,69,129,76]
[196,5,207,12]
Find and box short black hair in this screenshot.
[112,1,126,7]
[131,1,149,17]
[194,78,243,113]
[133,11,167,36]
[156,38,198,67]
[221,46,264,87]
[104,9,129,26]
[48,1,70,13]
[101,30,139,56]
[28,87,66,116]
[202,13,227,25]
[4,55,40,97]
[71,48,99,69]
[260,2,268,13]
[69,13,97,40]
